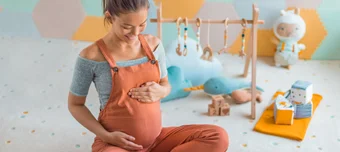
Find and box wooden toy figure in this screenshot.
[183,17,189,56]
[208,95,230,116]
[176,17,183,56]
[272,8,306,69]
[218,18,229,54]
[201,19,213,61]
[196,18,201,52]
[239,18,247,58]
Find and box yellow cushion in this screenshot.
[253,91,323,141]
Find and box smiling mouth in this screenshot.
[125,35,136,40]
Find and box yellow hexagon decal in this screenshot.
[228,29,277,57]
[296,8,327,59]
[153,0,205,18]
[72,16,110,42]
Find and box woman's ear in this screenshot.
[105,11,111,18]
[104,11,115,23]
[294,8,300,15]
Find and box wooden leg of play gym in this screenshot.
[251,4,259,120]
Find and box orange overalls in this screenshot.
[92,35,229,152]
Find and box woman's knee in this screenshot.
[209,125,229,150]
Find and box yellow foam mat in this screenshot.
[253,91,323,141]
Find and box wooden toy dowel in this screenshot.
[150,19,265,25]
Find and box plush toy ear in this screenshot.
[294,8,300,15]
[280,10,286,16]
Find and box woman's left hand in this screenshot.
[128,81,166,102]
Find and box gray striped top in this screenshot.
[69,42,167,109]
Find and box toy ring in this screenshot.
[241,18,247,28]
[176,17,182,27]
[196,18,201,27]
[201,45,213,61]
[218,18,229,55]
[224,18,229,27]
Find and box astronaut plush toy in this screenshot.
[272,8,306,69]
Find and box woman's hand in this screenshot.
[102,131,143,151]
[128,81,166,102]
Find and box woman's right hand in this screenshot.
[102,131,143,151]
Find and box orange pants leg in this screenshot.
[92,137,129,152]
[150,124,229,152]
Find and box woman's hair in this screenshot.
[102,0,150,24]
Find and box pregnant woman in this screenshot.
[67,0,229,151]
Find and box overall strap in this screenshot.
[280,42,285,52]
[138,35,156,60]
[96,39,117,68]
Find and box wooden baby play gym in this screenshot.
[150,3,265,119]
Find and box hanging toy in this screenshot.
[201,19,213,62]
[196,18,201,52]
[218,18,229,55]
[176,17,182,56]
[183,17,188,56]
[239,18,247,58]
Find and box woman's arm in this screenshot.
[67,45,110,141]
[68,93,109,140]
[159,76,171,98]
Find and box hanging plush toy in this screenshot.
[272,8,306,69]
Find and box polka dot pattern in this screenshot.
[1,36,339,151]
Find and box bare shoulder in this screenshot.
[79,43,106,62]
[143,34,161,52]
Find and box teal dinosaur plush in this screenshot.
[161,66,192,102]
[184,77,264,104]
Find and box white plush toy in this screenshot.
[272,8,306,69]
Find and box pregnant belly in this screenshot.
[100,116,162,148]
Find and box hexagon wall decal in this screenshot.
[81,0,103,16]
[234,0,286,29]
[230,8,328,60]
[286,0,322,9]
[143,0,158,37]
[293,8,327,59]
[0,10,40,38]
[313,0,340,59]
[228,28,277,57]
[194,2,241,53]
[0,0,39,13]
[154,0,204,19]
[72,16,109,42]
[206,0,234,2]
[33,0,86,39]
[73,0,158,42]
[153,0,161,6]
[161,23,197,48]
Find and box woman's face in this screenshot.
[110,8,148,44]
